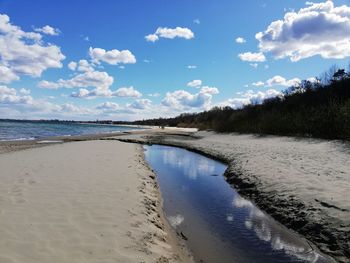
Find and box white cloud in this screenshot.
[0,85,61,116]
[0,14,65,82]
[128,99,152,110]
[70,86,142,99]
[187,65,197,69]
[68,60,94,72]
[250,76,301,88]
[96,102,120,112]
[200,86,219,95]
[256,1,350,61]
[193,19,200,24]
[114,86,142,98]
[145,27,194,42]
[68,61,77,71]
[89,47,136,65]
[38,70,114,90]
[145,34,159,42]
[148,92,161,97]
[19,88,30,95]
[0,85,143,119]
[71,88,91,98]
[266,75,301,87]
[96,102,136,115]
[238,52,266,62]
[252,81,265,87]
[219,89,283,109]
[187,79,202,88]
[0,65,19,84]
[162,86,219,110]
[235,37,246,44]
[34,25,60,36]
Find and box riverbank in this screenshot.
[0,139,193,263]
[115,129,350,263]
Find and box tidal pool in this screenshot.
[144,145,334,263]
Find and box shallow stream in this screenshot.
[144,145,333,263]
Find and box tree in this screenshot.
[332,69,348,82]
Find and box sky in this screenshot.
[0,0,350,120]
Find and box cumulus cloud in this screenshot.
[162,86,219,110]
[71,86,142,99]
[0,14,65,83]
[89,47,136,65]
[128,99,151,110]
[252,81,265,87]
[0,85,141,119]
[219,89,283,109]
[145,34,159,42]
[0,86,25,103]
[238,52,266,62]
[266,75,301,87]
[145,27,194,42]
[0,65,19,83]
[187,65,197,69]
[235,37,246,44]
[256,1,350,61]
[95,102,134,114]
[38,70,114,90]
[67,60,94,72]
[68,61,77,71]
[187,79,202,88]
[251,76,301,88]
[113,86,142,98]
[19,88,30,95]
[96,102,120,111]
[34,25,60,35]
[0,85,64,116]
[200,86,219,95]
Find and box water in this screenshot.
[0,120,141,141]
[144,145,334,263]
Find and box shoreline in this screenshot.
[113,129,349,263]
[1,128,349,262]
[0,137,193,262]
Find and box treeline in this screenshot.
[130,65,350,140]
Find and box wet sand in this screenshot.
[0,138,192,263]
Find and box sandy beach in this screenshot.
[0,139,192,263]
[0,128,349,262]
[116,129,350,263]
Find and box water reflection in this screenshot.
[145,145,334,263]
[167,214,185,228]
[162,146,216,179]
[232,195,325,262]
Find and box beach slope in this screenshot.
[0,140,191,263]
[117,129,350,263]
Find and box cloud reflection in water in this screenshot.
[162,147,216,180]
[233,195,326,262]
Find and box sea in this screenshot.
[0,120,142,141]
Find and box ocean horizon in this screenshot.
[0,120,142,141]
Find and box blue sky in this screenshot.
[0,0,350,120]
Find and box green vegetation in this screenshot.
[131,65,350,140]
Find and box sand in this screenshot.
[116,130,350,263]
[0,140,192,263]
